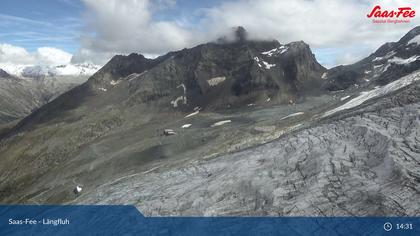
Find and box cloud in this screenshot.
[72,0,194,64]
[335,52,366,66]
[70,48,114,65]
[202,0,420,64]
[0,44,33,65]
[35,47,72,65]
[74,0,420,66]
[0,43,72,67]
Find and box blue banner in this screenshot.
[0,205,418,235]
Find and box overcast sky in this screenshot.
[0,0,420,68]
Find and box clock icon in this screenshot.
[384,222,393,232]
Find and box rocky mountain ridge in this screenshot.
[326,26,420,90]
[90,37,325,110]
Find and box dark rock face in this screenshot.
[94,53,158,80]
[110,39,325,110]
[234,26,248,42]
[326,26,420,90]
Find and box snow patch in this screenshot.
[74,186,82,194]
[110,80,120,86]
[372,51,396,62]
[55,63,100,76]
[382,64,391,73]
[340,95,351,101]
[177,83,186,94]
[322,72,328,79]
[207,76,226,86]
[407,35,420,45]
[127,73,140,81]
[185,111,199,118]
[98,87,107,92]
[261,46,288,57]
[280,112,304,120]
[254,57,263,68]
[171,96,186,108]
[127,71,147,81]
[389,55,420,65]
[385,51,396,58]
[323,70,420,117]
[211,120,232,127]
[171,84,187,108]
[254,125,276,132]
[254,57,275,69]
[372,57,383,62]
[181,124,192,128]
[372,63,391,77]
[262,61,276,69]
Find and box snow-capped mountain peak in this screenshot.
[0,63,101,78]
[53,63,101,76]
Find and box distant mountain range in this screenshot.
[0,63,100,124]
[0,27,419,216]
[0,62,101,79]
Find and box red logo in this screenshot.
[367,5,415,23]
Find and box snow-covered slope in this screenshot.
[0,63,100,78]
[323,70,420,117]
[55,63,100,76]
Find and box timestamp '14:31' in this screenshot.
[396,223,414,230]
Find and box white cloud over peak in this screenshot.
[0,44,72,66]
[3,0,420,67]
[73,0,420,66]
[203,0,420,66]
[0,44,33,65]
[35,47,73,65]
[0,43,76,75]
[72,0,194,64]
